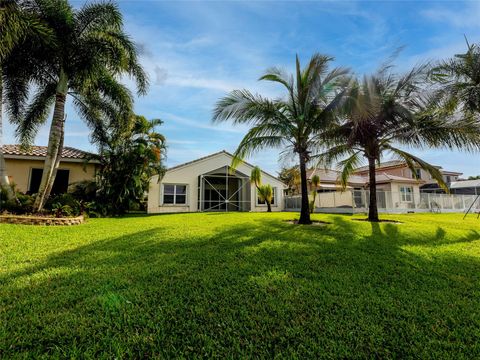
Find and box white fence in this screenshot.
[285,190,480,214]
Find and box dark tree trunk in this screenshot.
[368,156,379,222]
[266,201,272,212]
[298,152,311,224]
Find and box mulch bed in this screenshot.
[352,219,403,224]
[284,220,331,226]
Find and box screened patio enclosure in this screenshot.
[198,166,252,211]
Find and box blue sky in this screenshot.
[4,0,480,176]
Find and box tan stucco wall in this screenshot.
[5,158,97,193]
[148,152,285,213]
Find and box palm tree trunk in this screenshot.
[43,119,64,201]
[298,152,311,224]
[0,70,13,200]
[33,70,68,212]
[266,200,272,212]
[367,156,379,222]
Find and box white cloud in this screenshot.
[422,2,480,28]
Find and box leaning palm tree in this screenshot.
[2,0,147,211]
[213,54,349,224]
[0,0,52,197]
[317,64,480,222]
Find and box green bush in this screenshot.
[46,194,82,216]
[0,191,35,214]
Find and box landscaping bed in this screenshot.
[0,214,84,226]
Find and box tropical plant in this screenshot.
[95,114,166,215]
[278,166,300,195]
[0,0,52,198]
[309,174,320,213]
[258,184,273,212]
[250,166,273,212]
[2,0,147,212]
[213,54,349,224]
[317,64,480,222]
[431,39,480,116]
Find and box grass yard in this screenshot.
[1,212,480,358]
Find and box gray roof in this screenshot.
[308,168,366,185]
[450,179,480,189]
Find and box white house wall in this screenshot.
[148,152,285,214]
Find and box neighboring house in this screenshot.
[148,150,286,213]
[354,160,462,193]
[306,167,423,210]
[1,145,100,194]
[450,179,480,195]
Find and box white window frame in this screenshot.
[256,186,277,207]
[400,186,413,202]
[161,183,188,206]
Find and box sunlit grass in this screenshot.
[1,212,479,358]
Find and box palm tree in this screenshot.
[258,184,273,212]
[96,114,166,215]
[318,64,480,222]
[309,174,320,213]
[213,54,349,224]
[250,166,273,212]
[0,0,52,197]
[431,39,480,116]
[2,0,147,211]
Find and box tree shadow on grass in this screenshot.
[2,215,480,358]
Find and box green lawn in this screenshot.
[1,212,480,358]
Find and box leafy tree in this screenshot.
[214,54,349,224]
[2,0,147,211]
[278,166,300,195]
[309,174,320,213]
[95,115,166,215]
[468,175,480,180]
[318,64,480,222]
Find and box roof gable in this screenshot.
[167,150,284,185]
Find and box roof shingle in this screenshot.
[1,145,98,160]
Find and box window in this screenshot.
[162,184,187,205]
[28,168,70,195]
[445,175,451,183]
[413,169,421,179]
[400,186,413,202]
[257,187,276,205]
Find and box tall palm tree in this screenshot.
[213,54,349,224]
[318,64,480,222]
[0,0,52,196]
[431,39,480,116]
[2,0,147,211]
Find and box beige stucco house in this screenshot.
[148,150,286,213]
[2,145,99,194]
[302,167,423,211]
